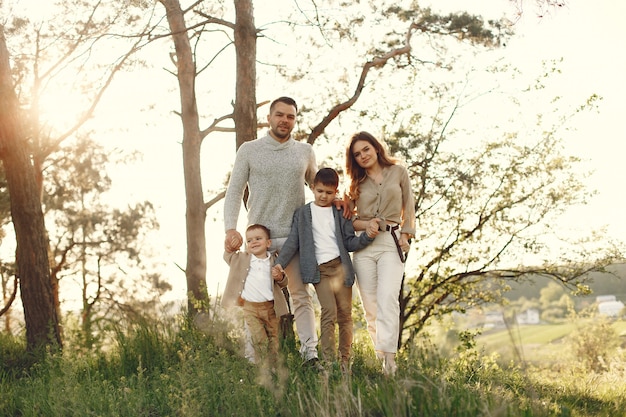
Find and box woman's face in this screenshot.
[351,140,378,170]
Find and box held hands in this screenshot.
[366,218,381,238]
[272,264,285,281]
[225,229,243,252]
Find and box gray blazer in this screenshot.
[276,204,373,286]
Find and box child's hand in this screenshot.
[366,218,381,238]
[272,264,285,281]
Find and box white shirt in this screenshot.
[310,203,340,265]
[240,252,274,302]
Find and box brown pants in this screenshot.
[242,300,279,362]
[314,257,352,364]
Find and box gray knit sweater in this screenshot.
[223,133,317,239]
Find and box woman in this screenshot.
[345,131,415,375]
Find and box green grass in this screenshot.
[480,323,576,344]
[1,316,626,416]
[476,320,626,366]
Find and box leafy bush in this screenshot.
[567,316,620,372]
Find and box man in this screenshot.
[223,96,320,367]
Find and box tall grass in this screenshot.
[1,312,625,416]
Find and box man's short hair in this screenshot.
[270,96,298,113]
[314,167,339,188]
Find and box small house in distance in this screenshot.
[596,294,617,303]
[515,308,540,325]
[598,300,625,318]
[483,311,505,329]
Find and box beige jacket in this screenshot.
[221,250,289,318]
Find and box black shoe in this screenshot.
[303,357,325,372]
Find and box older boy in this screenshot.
[273,168,380,371]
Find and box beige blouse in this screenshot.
[351,164,416,236]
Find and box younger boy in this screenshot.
[273,168,380,371]
[222,224,289,364]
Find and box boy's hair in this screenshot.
[246,223,271,239]
[314,167,339,188]
[270,96,298,113]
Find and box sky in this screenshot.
[202,0,624,299]
[426,0,626,237]
[4,0,626,305]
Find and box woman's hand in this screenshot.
[366,218,381,238]
[399,233,411,252]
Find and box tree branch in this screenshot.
[0,275,18,318]
[307,22,419,144]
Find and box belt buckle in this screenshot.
[385,223,398,232]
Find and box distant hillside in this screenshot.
[503,263,626,304]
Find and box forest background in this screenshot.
[2,1,626,415]
[1,0,625,349]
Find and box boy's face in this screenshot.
[312,182,338,208]
[246,228,271,257]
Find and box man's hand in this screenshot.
[272,264,285,281]
[225,229,243,252]
[333,196,353,219]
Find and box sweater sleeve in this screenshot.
[399,165,416,236]
[223,250,236,265]
[275,210,300,268]
[223,143,250,231]
[305,146,318,187]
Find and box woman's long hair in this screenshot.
[345,131,397,201]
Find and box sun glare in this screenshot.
[36,86,87,134]
[11,0,54,23]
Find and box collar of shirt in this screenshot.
[250,252,271,265]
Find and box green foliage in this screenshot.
[41,133,166,348]
[536,283,574,323]
[567,316,620,373]
[379,70,613,347]
[3,313,626,417]
[0,332,32,376]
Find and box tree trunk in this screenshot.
[159,0,258,313]
[234,0,257,150]
[0,29,62,350]
[160,1,209,313]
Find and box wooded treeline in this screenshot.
[0,0,621,352]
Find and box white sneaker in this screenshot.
[382,352,397,376]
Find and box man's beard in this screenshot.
[271,126,290,139]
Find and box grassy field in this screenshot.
[1,315,626,416]
[476,319,626,365]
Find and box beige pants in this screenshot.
[353,231,405,353]
[271,239,319,361]
[314,257,352,364]
[242,300,278,362]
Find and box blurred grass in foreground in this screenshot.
[1,312,625,416]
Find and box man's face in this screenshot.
[267,102,297,141]
[312,182,338,208]
[246,228,271,257]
